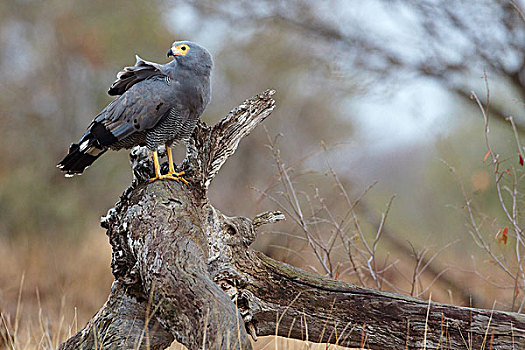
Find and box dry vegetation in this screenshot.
[0,232,112,349]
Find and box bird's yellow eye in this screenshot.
[176,44,189,55]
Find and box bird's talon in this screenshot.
[165,173,189,185]
[148,173,189,185]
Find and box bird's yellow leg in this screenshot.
[166,144,177,174]
[148,150,163,182]
[160,144,189,185]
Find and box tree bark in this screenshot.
[60,90,525,350]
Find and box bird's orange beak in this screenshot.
[167,47,184,57]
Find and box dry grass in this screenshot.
[0,230,113,349]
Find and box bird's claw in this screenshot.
[164,172,189,185]
[149,171,189,185]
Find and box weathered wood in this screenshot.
[61,90,525,349]
[230,251,525,348]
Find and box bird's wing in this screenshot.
[93,75,181,144]
[57,76,184,175]
[107,55,169,96]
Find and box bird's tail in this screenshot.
[57,132,107,177]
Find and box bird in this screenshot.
[57,41,213,183]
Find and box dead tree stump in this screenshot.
[60,90,525,349]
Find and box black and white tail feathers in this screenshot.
[57,122,117,176]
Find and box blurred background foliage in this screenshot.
[1,0,525,347]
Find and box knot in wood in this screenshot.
[223,217,256,247]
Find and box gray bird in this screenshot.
[57,41,213,183]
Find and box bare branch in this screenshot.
[187,89,276,194]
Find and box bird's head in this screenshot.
[167,41,213,74]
